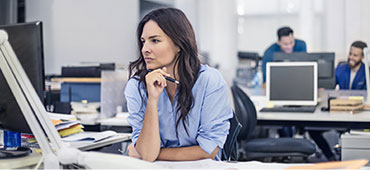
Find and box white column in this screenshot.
[345,0,370,50]
[360,0,370,44]
[197,0,238,85]
[344,0,363,49]
[322,0,346,63]
[299,0,315,52]
[174,0,199,43]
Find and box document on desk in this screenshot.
[62,130,117,142]
[55,120,81,130]
[48,112,77,121]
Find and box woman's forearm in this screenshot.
[135,99,161,162]
[157,145,219,161]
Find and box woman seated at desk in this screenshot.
[124,8,233,162]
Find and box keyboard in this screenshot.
[260,106,316,113]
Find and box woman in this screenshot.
[125,8,233,162]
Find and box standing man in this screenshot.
[336,41,368,89]
[262,26,307,85]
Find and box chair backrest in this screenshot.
[222,112,242,161]
[231,84,257,141]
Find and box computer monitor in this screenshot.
[266,62,318,106]
[274,52,335,89]
[0,21,45,133]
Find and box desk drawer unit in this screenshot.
[341,133,370,164]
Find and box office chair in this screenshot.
[222,112,242,161]
[231,84,316,162]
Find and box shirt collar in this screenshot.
[199,64,207,73]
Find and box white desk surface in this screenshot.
[0,151,42,169]
[243,87,370,123]
[0,132,131,169]
[156,159,370,169]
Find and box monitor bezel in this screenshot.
[266,62,318,106]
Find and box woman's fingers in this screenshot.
[147,68,169,87]
[157,67,170,77]
[128,143,141,158]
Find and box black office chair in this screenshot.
[222,112,242,161]
[231,84,316,162]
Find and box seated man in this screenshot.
[336,41,368,89]
[261,26,306,138]
[309,41,368,161]
[262,26,307,85]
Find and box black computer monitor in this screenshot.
[274,52,335,89]
[0,21,45,133]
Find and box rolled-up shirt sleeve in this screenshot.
[196,71,233,154]
[125,79,146,146]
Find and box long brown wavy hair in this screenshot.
[128,8,201,135]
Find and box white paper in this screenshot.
[48,112,77,121]
[62,130,116,142]
[55,120,81,130]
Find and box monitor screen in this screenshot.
[0,21,45,133]
[273,52,335,89]
[266,62,317,106]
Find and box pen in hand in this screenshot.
[147,69,180,84]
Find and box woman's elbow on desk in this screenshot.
[157,146,219,161]
[128,143,159,162]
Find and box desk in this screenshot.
[0,151,42,169]
[0,132,131,169]
[244,88,370,129]
[155,159,370,169]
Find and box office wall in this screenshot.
[323,0,370,62]
[238,0,370,64]
[198,0,238,85]
[26,0,139,75]
[25,0,369,79]
[237,0,323,55]
[176,0,238,85]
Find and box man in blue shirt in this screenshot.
[309,41,368,161]
[262,26,307,84]
[335,41,368,89]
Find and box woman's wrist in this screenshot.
[147,97,159,105]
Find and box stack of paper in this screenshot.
[53,119,84,137]
[22,113,83,147]
[49,113,84,137]
[330,99,363,112]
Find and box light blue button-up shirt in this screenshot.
[125,64,233,160]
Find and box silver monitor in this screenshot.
[266,62,318,106]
